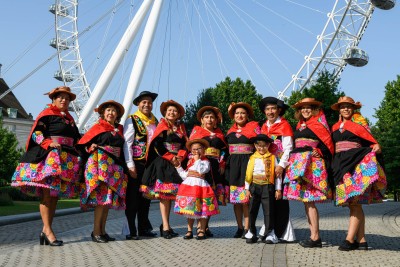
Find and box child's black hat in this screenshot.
[251,134,274,144]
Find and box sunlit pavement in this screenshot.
[0,200,399,267]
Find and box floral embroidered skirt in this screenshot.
[140,180,180,200]
[174,177,220,218]
[80,149,127,210]
[283,151,332,202]
[336,152,386,206]
[229,185,249,204]
[214,184,230,206]
[11,149,81,198]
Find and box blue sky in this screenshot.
[0,1,399,124]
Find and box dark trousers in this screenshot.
[249,183,275,237]
[125,161,152,235]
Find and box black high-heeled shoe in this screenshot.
[91,232,108,243]
[102,233,116,241]
[163,230,172,239]
[40,232,63,246]
[169,228,179,237]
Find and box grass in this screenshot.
[0,198,81,217]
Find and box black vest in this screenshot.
[131,114,158,161]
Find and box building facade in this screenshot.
[0,78,34,149]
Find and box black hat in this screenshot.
[259,96,289,116]
[133,91,158,106]
[250,134,274,144]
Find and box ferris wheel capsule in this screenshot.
[344,47,369,67]
[49,4,69,16]
[370,0,396,10]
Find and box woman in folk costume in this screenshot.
[77,100,128,243]
[225,102,260,238]
[12,86,81,246]
[331,96,386,251]
[283,98,334,248]
[258,96,295,243]
[174,138,220,240]
[189,106,228,237]
[140,100,188,239]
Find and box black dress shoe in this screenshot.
[299,238,322,248]
[162,230,173,239]
[242,229,249,239]
[246,236,258,244]
[357,241,369,250]
[338,240,358,251]
[40,232,63,246]
[91,232,108,243]
[126,234,140,240]
[103,233,116,241]
[169,228,179,237]
[139,230,157,237]
[205,228,213,237]
[233,228,244,238]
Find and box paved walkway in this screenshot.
[0,201,399,267]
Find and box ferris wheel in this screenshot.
[49,0,395,131]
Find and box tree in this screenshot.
[372,75,400,191]
[0,119,23,184]
[183,77,264,132]
[285,71,345,128]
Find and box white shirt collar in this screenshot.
[266,116,282,127]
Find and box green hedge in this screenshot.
[0,186,39,201]
[0,192,13,206]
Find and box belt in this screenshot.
[50,136,74,147]
[295,138,319,148]
[100,146,121,157]
[335,141,361,153]
[205,147,220,158]
[253,174,274,185]
[163,142,181,154]
[187,170,205,179]
[229,144,253,154]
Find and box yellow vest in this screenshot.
[245,151,275,185]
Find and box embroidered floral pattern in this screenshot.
[80,149,127,210]
[284,151,332,202]
[174,195,220,218]
[335,152,386,206]
[140,179,180,200]
[11,149,81,198]
[215,183,228,206]
[229,185,249,204]
[32,131,45,144]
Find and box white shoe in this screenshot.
[245,230,254,239]
[264,230,278,244]
[258,224,265,237]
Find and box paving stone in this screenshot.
[0,201,399,266]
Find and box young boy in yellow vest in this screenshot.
[245,134,282,244]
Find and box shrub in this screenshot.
[0,186,39,201]
[0,192,14,206]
